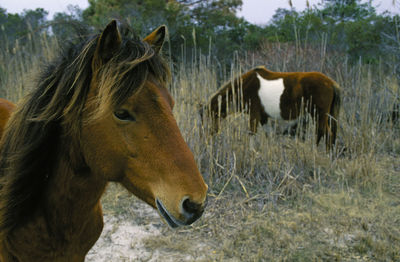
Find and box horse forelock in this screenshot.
[0,23,170,235]
[87,28,170,121]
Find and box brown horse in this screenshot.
[0,99,15,139]
[0,20,207,262]
[201,66,341,149]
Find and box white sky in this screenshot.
[238,0,399,24]
[0,0,398,24]
[0,0,89,17]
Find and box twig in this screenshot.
[215,152,236,200]
[235,175,249,198]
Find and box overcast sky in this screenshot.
[238,0,399,24]
[0,0,398,25]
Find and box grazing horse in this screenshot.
[0,20,207,262]
[201,66,341,149]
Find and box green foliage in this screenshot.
[0,7,48,51]
[51,5,84,41]
[263,0,399,65]
[81,0,251,62]
[83,0,168,33]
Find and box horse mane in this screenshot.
[201,69,258,116]
[0,21,170,235]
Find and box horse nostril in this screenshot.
[183,198,199,213]
[181,198,205,222]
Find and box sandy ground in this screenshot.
[86,215,161,261]
[86,200,164,262]
[85,197,210,262]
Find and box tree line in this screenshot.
[0,0,399,67]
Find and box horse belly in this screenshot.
[256,73,284,120]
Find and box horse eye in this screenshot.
[114,109,135,122]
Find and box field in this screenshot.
[1,32,399,261]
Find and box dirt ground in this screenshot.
[86,204,164,262]
[86,183,400,262]
[86,186,213,262]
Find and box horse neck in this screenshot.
[44,138,107,228]
[2,136,106,261]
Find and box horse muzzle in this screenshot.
[156,198,205,228]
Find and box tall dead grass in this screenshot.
[1,29,399,260]
[0,28,58,101]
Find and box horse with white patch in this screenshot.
[200,66,341,150]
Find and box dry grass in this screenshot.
[1,32,399,261]
[0,29,58,101]
[97,185,399,261]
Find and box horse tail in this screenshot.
[329,81,341,145]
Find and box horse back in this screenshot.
[0,98,15,140]
[254,67,337,119]
[296,72,337,107]
[255,67,336,99]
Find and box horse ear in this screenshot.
[143,25,166,54]
[93,20,122,70]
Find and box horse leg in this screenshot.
[328,114,338,146]
[259,111,269,137]
[212,116,221,134]
[325,125,334,151]
[283,116,307,139]
[208,110,226,135]
[316,113,333,150]
[283,121,297,137]
[249,111,260,134]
